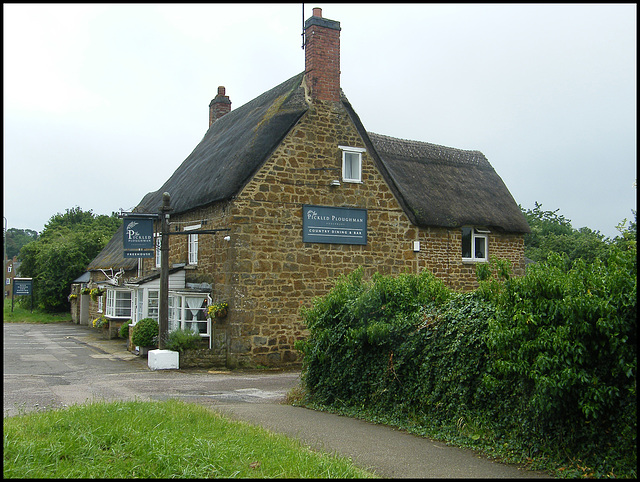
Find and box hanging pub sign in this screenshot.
[302,205,367,245]
[123,216,154,250]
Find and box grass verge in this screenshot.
[3,298,71,323]
[3,399,377,478]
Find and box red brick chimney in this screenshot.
[304,7,341,102]
[209,86,231,126]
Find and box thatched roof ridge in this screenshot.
[368,132,490,168]
[135,72,308,215]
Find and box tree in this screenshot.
[5,228,38,259]
[18,207,121,312]
[521,202,612,265]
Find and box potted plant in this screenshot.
[131,317,159,356]
[207,301,228,319]
[81,287,91,295]
[90,288,105,302]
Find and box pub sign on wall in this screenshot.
[302,205,367,245]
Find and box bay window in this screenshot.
[169,292,210,336]
[105,289,132,318]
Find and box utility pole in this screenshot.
[158,192,171,349]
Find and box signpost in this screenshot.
[119,193,229,351]
[12,278,33,312]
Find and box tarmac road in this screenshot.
[3,322,552,478]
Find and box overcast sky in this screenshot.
[3,3,636,239]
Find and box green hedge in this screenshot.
[296,243,636,477]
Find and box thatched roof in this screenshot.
[365,132,530,233]
[135,72,308,215]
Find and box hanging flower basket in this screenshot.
[90,288,105,302]
[208,302,229,319]
[81,288,91,295]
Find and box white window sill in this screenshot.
[462,258,488,264]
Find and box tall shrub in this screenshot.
[297,268,452,406]
[483,246,636,454]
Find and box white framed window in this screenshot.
[338,145,365,183]
[105,289,132,318]
[185,224,200,266]
[168,292,211,337]
[98,296,103,313]
[155,234,162,268]
[7,265,12,273]
[461,227,489,262]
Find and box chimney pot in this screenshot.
[209,86,231,127]
[312,7,322,17]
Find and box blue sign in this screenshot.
[303,205,367,245]
[13,278,32,296]
[123,217,154,250]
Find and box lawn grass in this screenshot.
[3,298,71,323]
[3,399,377,478]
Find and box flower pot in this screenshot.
[215,308,228,319]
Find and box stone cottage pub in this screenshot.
[75,8,530,367]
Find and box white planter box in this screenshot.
[148,349,179,370]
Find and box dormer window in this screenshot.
[461,227,489,262]
[339,146,365,183]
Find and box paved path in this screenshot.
[3,322,551,478]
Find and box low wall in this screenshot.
[179,349,227,369]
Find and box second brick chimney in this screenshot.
[209,86,231,126]
[304,7,341,102]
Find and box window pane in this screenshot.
[168,296,182,332]
[461,228,472,258]
[344,152,361,181]
[474,236,486,259]
[147,290,159,321]
[115,291,132,317]
[344,153,353,179]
